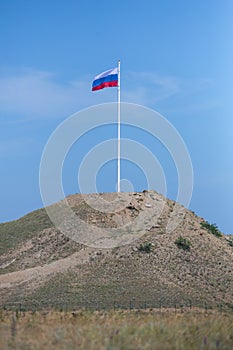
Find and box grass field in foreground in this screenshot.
[0,309,232,350]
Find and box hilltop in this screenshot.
[0,190,232,311]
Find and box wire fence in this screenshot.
[1,299,233,314]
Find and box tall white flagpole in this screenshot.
[117,60,121,193]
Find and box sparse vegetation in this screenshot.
[200,221,222,237]
[138,242,152,253]
[226,237,233,247]
[0,209,53,255]
[175,236,191,251]
[0,191,232,315]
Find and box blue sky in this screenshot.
[0,0,232,234]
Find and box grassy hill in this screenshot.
[0,191,232,311]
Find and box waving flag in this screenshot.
[92,67,118,91]
[91,61,121,193]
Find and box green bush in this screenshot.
[226,238,233,247]
[175,236,191,251]
[138,242,152,253]
[200,221,222,237]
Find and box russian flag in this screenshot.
[92,67,118,91]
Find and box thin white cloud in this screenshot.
[123,71,181,105]
[0,68,92,119]
[0,67,216,121]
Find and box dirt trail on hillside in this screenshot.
[0,248,92,290]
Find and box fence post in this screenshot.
[204,303,208,313]
[180,303,183,312]
[219,304,222,313]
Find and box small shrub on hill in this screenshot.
[175,236,191,251]
[138,242,152,253]
[226,238,233,247]
[200,221,222,237]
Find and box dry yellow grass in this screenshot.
[0,309,232,350]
